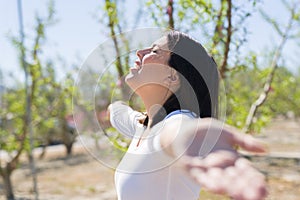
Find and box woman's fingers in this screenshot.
[179,152,238,193]
[179,154,267,200]
[203,119,267,153]
[179,150,237,171]
[228,131,267,153]
[193,119,267,154]
[175,119,268,200]
[231,158,267,200]
[201,150,238,168]
[190,158,267,200]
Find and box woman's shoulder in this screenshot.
[152,110,199,134]
[165,109,197,120]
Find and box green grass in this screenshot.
[198,190,230,200]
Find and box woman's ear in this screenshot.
[169,73,179,82]
[165,71,180,91]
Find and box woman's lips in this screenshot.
[130,60,142,71]
[130,60,142,74]
[134,60,142,69]
[130,67,139,74]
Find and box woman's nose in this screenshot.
[136,49,144,60]
[136,48,149,60]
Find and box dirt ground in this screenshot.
[0,117,300,200]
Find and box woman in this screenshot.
[108,31,267,200]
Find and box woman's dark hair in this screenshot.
[146,31,219,127]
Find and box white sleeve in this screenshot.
[109,102,144,138]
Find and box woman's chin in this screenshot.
[125,68,138,80]
[125,73,136,89]
[125,72,134,83]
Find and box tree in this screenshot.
[36,70,76,157]
[0,1,76,199]
[243,0,300,132]
[0,3,56,198]
[0,87,26,200]
[266,66,300,118]
[75,0,142,150]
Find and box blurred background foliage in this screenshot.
[0,0,300,199]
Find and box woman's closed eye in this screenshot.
[151,48,159,53]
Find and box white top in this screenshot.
[110,103,201,200]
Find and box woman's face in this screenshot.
[126,36,177,95]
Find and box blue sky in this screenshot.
[0,0,299,87]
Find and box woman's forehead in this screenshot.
[152,36,168,50]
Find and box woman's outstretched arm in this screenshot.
[159,117,268,200]
[107,101,145,137]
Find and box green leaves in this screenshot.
[0,0,76,168]
[104,0,119,26]
[225,65,272,132]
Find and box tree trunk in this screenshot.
[1,166,15,200]
[65,142,73,156]
[39,145,47,159]
[243,4,295,133]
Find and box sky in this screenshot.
[0,0,299,87]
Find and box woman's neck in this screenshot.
[141,94,170,126]
[136,85,172,126]
[143,100,165,122]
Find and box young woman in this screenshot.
[108,31,267,200]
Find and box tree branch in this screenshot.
[243,5,296,133]
[105,0,124,78]
[212,0,225,51]
[167,0,174,29]
[219,0,232,79]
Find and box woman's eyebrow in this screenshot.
[150,43,169,52]
[151,44,159,48]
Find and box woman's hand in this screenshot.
[160,118,268,200]
[180,151,267,200]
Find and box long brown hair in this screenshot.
[145,31,219,127]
